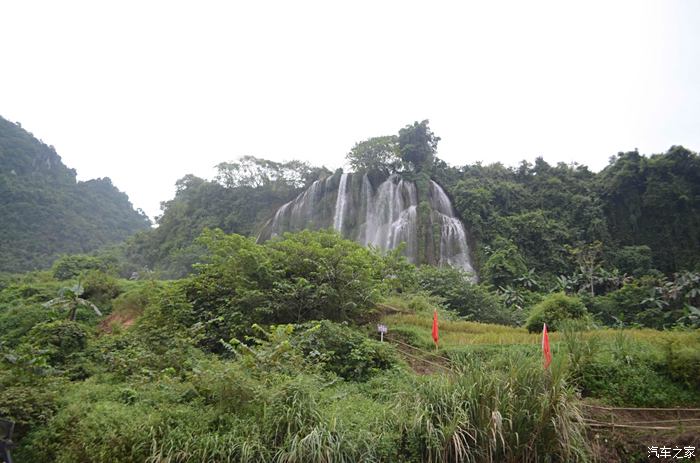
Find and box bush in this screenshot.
[481,239,527,287]
[51,254,109,280]
[0,383,59,441]
[525,292,587,332]
[27,320,88,364]
[416,266,515,324]
[110,285,153,317]
[0,304,57,347]
[579,360,692,406]
[185,229,385,351]
[81,270,121,306]
[293,320,396,381]
[663,337,700,390]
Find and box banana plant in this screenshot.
[43,281,102,321]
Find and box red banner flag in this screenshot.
[542,323,552,369]
[432,310,439,347]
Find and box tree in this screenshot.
[567,241,604,297]
[398,120,440,172]
[346,135,400,174]
[215,156,329,190]
[481,239,527,288]
[42,282,102,321]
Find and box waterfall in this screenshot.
[258,172,475,275]
[429,181,475,274]
[365,176,419,254]
[333,173,349,232]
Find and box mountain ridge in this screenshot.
[0,115,151,273]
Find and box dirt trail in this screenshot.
[98,311,137,333]
[583,403,700,461]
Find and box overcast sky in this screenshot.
[2,1,699,220]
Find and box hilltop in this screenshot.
[0,116,150,273]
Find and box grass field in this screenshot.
[380,311,700,350]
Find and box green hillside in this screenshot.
[1,120,699,462]
[0,116,150,273]
[133,123,700,285]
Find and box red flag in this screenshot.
[542,323,552,369]
[432,310,439,347]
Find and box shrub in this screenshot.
[293,320,396,381]
[81,270,121,306]
[481,239,527,287]
[416,266,515,324]
[0,383,59,442]
[185,229,385,351]
[51,254,109,280]
[525,292,587,332]
[27,320,88,364]
[0,304,57,347]
[663,337,700,390]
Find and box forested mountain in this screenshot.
[0,116,150,273]
[2,122,699,462]
[125,157,331,276]
[135,136,700,282]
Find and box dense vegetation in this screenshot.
[1,119,699,461]
[123,122,700,329]
[124,157,331,277]
[2,230,698,462]
[0,116,150,273]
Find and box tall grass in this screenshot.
[383,312,699,349]
[18,357,592,463]
[400,352,591,462]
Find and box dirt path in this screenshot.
[583,402,700,461]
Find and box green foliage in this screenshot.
[481,239,527,288]
[599,147,700,272]
[0,302,59,348]
[0,382,59,442]
[400,352,590,462]
[525,292,587,332]
[51,254,110,280]
[43,282,103,321]
[415,265,515,324]
[13,345,593,463]
[292,320,396,381]
[0,116,150,273]
[571,331,700,406]
[26,320,88,364]
[610,245,653,276]
[662,336,700,390]
[346,135,401,174]
[586,272,700,328]
[3,265,697,461]
[81,270,121,306]
[125,157,331,277]
[444,160,607,280]
[185,229,385,351]
[398,120,440,172]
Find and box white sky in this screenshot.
[1,1,699,220]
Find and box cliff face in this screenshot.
[258,171,475,274]
[0,116,150,272]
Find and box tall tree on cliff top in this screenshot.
[346,135,400,175]
[398,120,440,172]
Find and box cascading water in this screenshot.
[333,173,349,233]
[428,181,475,274]
[258,172,475,275]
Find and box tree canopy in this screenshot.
[398,120,440,172]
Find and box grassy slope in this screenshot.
[382,311,699,350]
